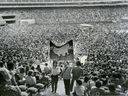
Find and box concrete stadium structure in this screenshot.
[0,0,128,61]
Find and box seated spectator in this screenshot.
[0,61,4,68]
[0,68,22,96]
[35,75,41,84]
[17,67,25,85]
[73,79,85,96]
[110,72,120,86]
[89,76,96,89]
[15,73,20,85]
[36,65,42,73]
[122,78,128,91]
[25,70,36,87]
[33,71,41,84]
[40,72,49,89]
[105,83,125,96]
[90,80,105,96]
[83,76,90,95]
[7,62,17,86]
[18,67,25,80]
[31,66,36,72]
[100,78,109,92]
[25,65,30,75]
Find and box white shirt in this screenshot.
[51,67,60,75]
[25,76,36,86]
[74,85,85,96]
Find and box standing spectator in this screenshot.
[71,61,83,91]
[60,64,64,75]
[51,60,60,93]
[44,63,51,75]
[61,61,72,96]
[0,68,22,96]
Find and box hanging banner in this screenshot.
[50,40,74,61]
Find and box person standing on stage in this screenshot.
[51,60,60,93]
[61,61,72,96]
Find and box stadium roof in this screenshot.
[0,0,127,2]
[0,0,128,8]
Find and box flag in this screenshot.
[50,40,74,61]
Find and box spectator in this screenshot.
[106,83,125,96]
[89,76,98,89]
[0,61,4,68]
[36,65,42,73]
[71,61,83,91]
[7,62,17,86]
[35,75,41,84]
[44,63,51,75]
[90,80,105,96]
[0,68,22,96]
[15,67,25,85]
[18,67,25,80]
[83,76,90,95]
[40,72,49,89]
[34,71,41,83]
[73,79,85,96]
[60,64,64,75]
[25,70,36,87]
[61,61,72,96]
[31,66,36,72]
[51,60,60,93]
[25,65,30,75]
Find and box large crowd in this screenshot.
[0,1,128,96]
[1,52,128,96]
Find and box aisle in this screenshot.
[43,80,67,96]
[57,80,65,95]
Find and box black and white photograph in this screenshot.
[0,0,128,96]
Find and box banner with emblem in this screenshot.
[50,40,74,61]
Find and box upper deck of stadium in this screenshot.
[0,0,128,8]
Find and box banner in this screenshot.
[50,40,74,61]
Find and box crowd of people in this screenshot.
[0,0,128,96]
[1,55,128,96]
[0,59,51,96]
